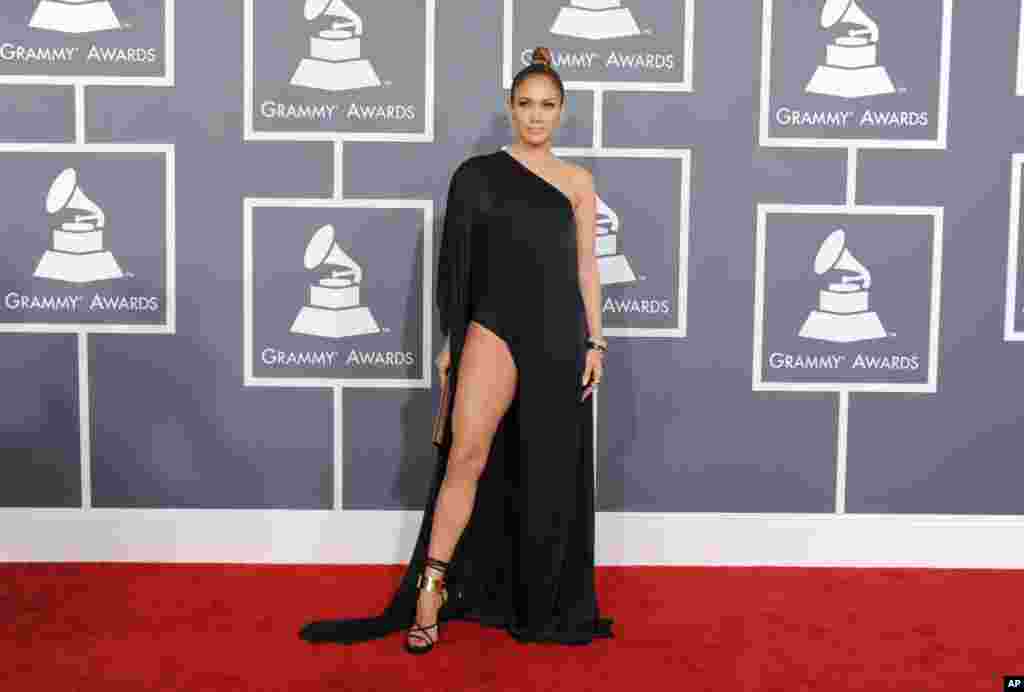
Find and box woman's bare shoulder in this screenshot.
[556,159,594,206]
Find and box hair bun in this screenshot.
[531,47,553,68]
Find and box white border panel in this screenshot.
[753,204,943,393]
[502,0,695,93]
[1018,0,1024,96]
[1006,154,1024,341]
[243,197,434,389]
[243,0,436,143]
[4,509,1024,568]
[758,0,953,150]
[556,147,691,338]
[0,1,175,87]
[0,143,176,336]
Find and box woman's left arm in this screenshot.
[573,166,604,347]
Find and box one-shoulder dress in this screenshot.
[299,149,614,645]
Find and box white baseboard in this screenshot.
[2,509,1023,568]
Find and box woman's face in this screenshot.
[509,74,562,147]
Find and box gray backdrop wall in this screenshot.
[2,1,1024,564]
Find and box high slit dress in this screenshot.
[298,149,614,645]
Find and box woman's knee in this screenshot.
[445,441,489,482]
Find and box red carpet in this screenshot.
[2,563,1021,691]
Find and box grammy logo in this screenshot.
[290,224,381,339]
[594,194,637,285]
[799,229,887,343]
[290,0,382,92]
[805,0,895,99]
[29,0,122,35]
[550,0,642,41]
[34,168,124,284]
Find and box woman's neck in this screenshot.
[507,141,554,164]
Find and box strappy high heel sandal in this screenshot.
[404,556,449,655]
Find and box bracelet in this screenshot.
[586,338,607,353]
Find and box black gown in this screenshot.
[299,149,614,645]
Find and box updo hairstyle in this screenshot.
[509,47,566,104]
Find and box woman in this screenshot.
[299,47,613,653]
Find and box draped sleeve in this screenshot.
[436,159,480,340]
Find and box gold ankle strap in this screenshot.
[417,572,445,593]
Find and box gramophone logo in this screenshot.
[290,0,381,92]
[291,224,380,338]
[595,193,637,285]
[550,0,643,41]
[798,229,886,343]
[33,168,123,284]
[28,0,121,34]
[505,0,692,92]
[805,0,895,98]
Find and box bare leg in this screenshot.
[407,321,517,649]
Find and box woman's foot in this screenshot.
[405,559,448,653]
[406,588,443,650]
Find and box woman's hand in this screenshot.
[580,348,604,401]
[436,346,451,389]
